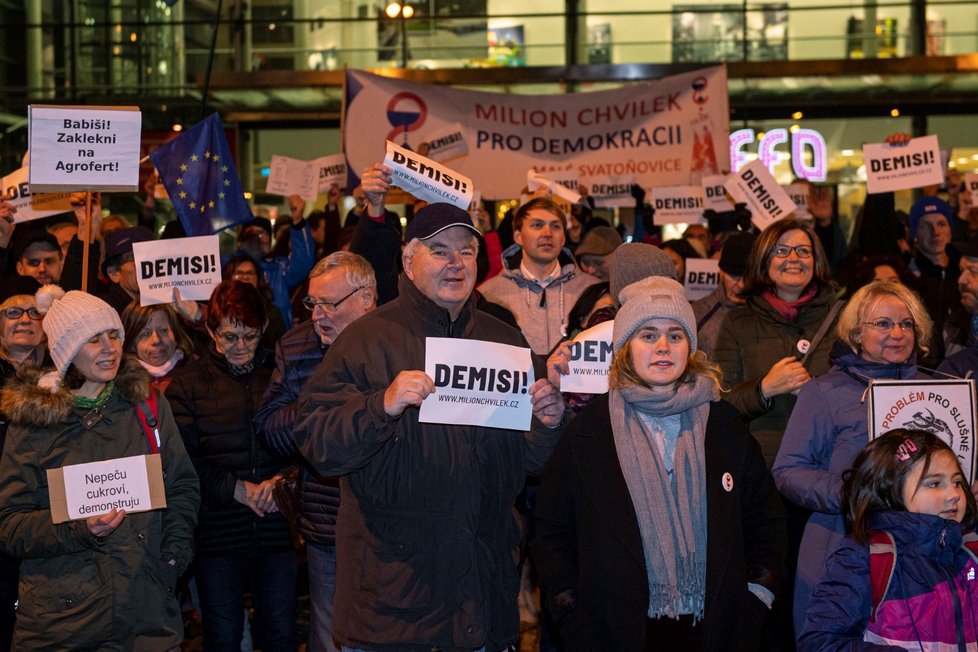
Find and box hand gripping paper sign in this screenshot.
[1,166,74,223]
[863,135,944,194]
[133,235,222,306]
[384,141,474,211]
[420,337,534,430]
[868,379,978,483]
[47,454,166,524]
[724,160,797,231]
[559,320,614,394]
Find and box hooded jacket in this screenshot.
[0,360,199,651]
[773,340,929,636]
[800,511,978,651]
[713,284,842,466]
[478,244,600,355]
[294,275,564,652]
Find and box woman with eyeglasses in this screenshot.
[0,278,47,651]
[166,280,297,651]
[772,280,932,640]
[714,219,843,467]
[713,218,842,647]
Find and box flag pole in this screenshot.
[81,191,92,293]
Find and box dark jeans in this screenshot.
[307,542,339,652]
[195,550,298,652]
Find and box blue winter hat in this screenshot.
[909,196,953,243]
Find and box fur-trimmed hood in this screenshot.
[1,357,151,428]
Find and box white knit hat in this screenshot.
[36,286,124,378]
[612,276,697,354]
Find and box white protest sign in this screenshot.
[420,337,534,431]
[783,183,811,220]
[133,235,222,306]
[560,320,613,394]
[1,166,74,223]
[589,179,634,208]
[651,185,707,225]
[265,155,318,201]
[527,169,582,205]
[28,105,141,192]
[702,174,733,212]
[49,454,165,523]
[868,379,977,483]
[684,257,720,301]
[863,135,944,194]
[384,141,474,211]
[964,172,978,195]
[724,160,796,231]
[315,154,348,193]
[421,122,469,162]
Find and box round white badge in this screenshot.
[796,339,811,355]
[722,472,734,492]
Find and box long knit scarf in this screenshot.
[610,375,717,622]
[762,283,817,321]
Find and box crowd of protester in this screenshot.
[1,131,978,652]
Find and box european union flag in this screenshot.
[149,112,253,237]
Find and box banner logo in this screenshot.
[386,92,427,144]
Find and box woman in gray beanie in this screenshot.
[531,276,785,652]
[0,286,199,650]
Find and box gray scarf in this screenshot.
[610,374,717,622]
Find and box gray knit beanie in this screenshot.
[36,286,124,378]
[613,276,697,354]
[609,243,678,307]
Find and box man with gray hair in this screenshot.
[255,250,378,652]
[295,203,565,652]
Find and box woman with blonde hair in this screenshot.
[773,279,933,640]
[531,276,784,651]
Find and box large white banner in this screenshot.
[420,337,534,430]
[868,379,977,483]
[344,67,730,199]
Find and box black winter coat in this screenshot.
[167,345,293,557]
[254,320,340,546]
[530,396,786,652]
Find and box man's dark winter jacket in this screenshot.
[295,275,563,652]
[254,320,340,546]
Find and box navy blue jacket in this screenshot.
[254,320,340,546]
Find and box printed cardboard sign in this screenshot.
[133,235,222,305]
[384,141,474,211]
[651,185,707,224]
[684,257,720,301]
[315,154,348,193]
[724,160,796,230]
[559,320,614,394]
[420,337,534,430]
[28,105,142,192]
[702,174,733,212]
[863,135,944,194]
[783,183,811,220]
[420,122,469,162]
[527,169,582,205]
[265,155,318,201]
[1,166,74,222]
[868,379,977,483]
[47,454,166,523]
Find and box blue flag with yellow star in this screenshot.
[149,113,253,237]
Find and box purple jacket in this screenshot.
[773,341,927,636]
[800,511,978,651]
